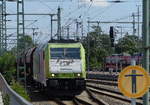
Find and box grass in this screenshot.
[11,81,30,101]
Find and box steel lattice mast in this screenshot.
[17,0,26,83]
[0,4,2,55]
[0,0,7,56]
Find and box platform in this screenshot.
[0,91,3,105]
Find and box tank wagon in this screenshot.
[18,40,86,96]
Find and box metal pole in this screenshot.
[76,20,79,39]
[97,22,101,35]
[142,0,149,104]
[87,18,90,72]
[32,28,35,44]
[57,7,61,40]
[137,5,140,39]
[115,56,118,74]
[131,59,136,105]
[3,0,6,51]
[0,4,2,56]
[61,26,64,39]
[50,15,53,40]
[132,13,136,36]
[22,0,26,89]
[81,21,84,38]
[17,0,26,89]
[121,27,123,53]
[1,0,4,53]
[0,0,7,54]
[17,0,19,81]
[120,27,123,39]
[67,26,69,39]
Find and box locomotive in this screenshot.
[18,40,86,96]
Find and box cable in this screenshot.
[79,0,141,3]
[62,0,93,27]
[62,3,85,26]
[111,11,142,22]
[86,0,93,12]
[90,3,114,20]
[7,15,44,38]
[112,15,132,22]
[37,0,55,12]
[74,0,94,20]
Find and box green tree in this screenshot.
[115,35,142,55]
[0,52,16,83]
[18,35,34,50]
[82,26,112,69]
[11,35,34,55]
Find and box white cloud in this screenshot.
[83,0,109,7]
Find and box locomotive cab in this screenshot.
[47,43,86,95]
[32,42,86,96]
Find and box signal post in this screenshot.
[142,0,150,105]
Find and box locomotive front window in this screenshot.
[50,48,80,59]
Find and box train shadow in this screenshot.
[27,84,75,102]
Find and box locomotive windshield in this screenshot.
[50,48,80,59]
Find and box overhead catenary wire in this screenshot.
[90,3,114,20]
[62,0,93,31]
[6,0,143,45]
[111,12,142,22]
[7,14,47,38]
[62,2,86,26]
[79,0,141,3]
[61,0,142,30]
[13,0,141,3]
[37,0,55,12]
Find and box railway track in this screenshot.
[31,90,107,105]
[28,83,108,105]
[86,79,118,86]
[87,73,118,81]
[30,75,144,105]
[73,88,109,105]
[86,79,143,105]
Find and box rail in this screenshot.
[0,73,32,105]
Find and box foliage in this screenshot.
[0,52,30,101]
[12,35,35,55]
[0,52,16,84]
[82,26,142,69]
[18,35,34,50]
[115,35,142,55]
[82,26,112,69]
[2,94,10,105]
[11,81,30,101]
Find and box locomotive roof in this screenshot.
[34,40,82,53]
[48,39,79,43]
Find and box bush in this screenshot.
[11,81,30,101]
[0,52,16,84]
[2,94,10,105]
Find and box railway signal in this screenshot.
[109,26,115,47]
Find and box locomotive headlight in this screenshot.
[77,73,80,76]
[52,74,55,77]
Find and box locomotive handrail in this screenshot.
[0,73,32,105]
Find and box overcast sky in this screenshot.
[6,0,142,47]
